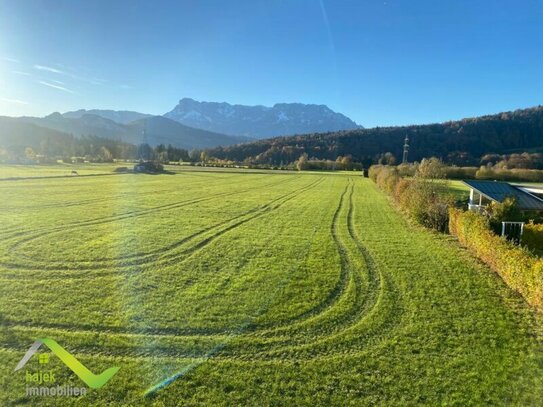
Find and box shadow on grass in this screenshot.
[132,170,176,175]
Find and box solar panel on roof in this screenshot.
[462,180,543,211]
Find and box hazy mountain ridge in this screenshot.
[62,109,152,124]
[0,99,360,150]
[3,113,250,150]
[22,113,129,140]
[164,98,360,138]
[0,116,74,150]
[122,116,251,148]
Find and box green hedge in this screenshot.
[391,163,543,182]
[449,208,543,310]
[475,166,543,182]
[523,223,543,254]
[370,165,452,232]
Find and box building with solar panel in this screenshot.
[463,180,543,214]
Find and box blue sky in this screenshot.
[0,0,542,127]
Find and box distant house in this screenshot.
[134,161,164,173]
[463,180,543,214]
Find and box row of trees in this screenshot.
[295,154,361,171]
[1,135,137,162]
[137,144,205,163]
[480,152,543,169]
[391,162,543,183]
[0,134,208,164]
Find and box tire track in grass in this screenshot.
[0,177,323,285]
[141,175,337,397]
[251,180,405,360]
[141,176,326,271]
[0,177,405,363]
[0,175,304,273]
[1,177,324,350]
[0,171,244,212]
[225,180,374,347]
[0,173,246,237]
[9,178,311,269]
[0,186,174,211]
[0,176,322,277]
[0,174,296,243]
[179,178,401,361]
[2,177,398,362]
[217,178,402,360]
[245,179,354,338]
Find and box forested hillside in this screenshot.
[0,117,197,163]
[207,106,543,166]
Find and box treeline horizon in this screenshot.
[207,105,543,168]
[2,105,543,170]
[0,133,206,164]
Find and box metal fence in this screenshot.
[501,221,525,243]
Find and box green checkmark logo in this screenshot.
[15,338,119,389]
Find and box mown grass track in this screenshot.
[0,166,542,406]
[0,176,320,274]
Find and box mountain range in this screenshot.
[164,98,361,138]
[2,102,543,167]
[62,109,152,124]
[0,99,360,150]
[11,112,249,150]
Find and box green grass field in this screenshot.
[0,168,542,405]
[447,180,470,201]
[0,163,122,179]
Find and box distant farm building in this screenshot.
[134,161,164,173]
[463,180,543,214]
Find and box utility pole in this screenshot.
[138,122,150,161]
[402,135,409,164]
[142,121,148,146]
